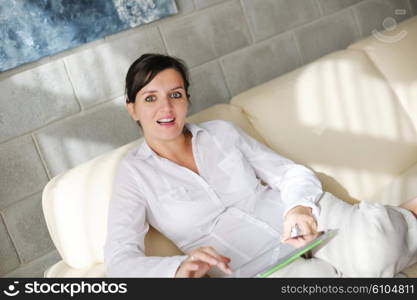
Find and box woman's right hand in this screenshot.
[175,246,232,278]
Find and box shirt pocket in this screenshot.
[158,186,193,203]
[217,149,259,193]
[155,187,221,239]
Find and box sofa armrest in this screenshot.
[45,261,106,278]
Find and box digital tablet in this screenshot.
[229,229,337,278]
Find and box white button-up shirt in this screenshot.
[104,120,323,277]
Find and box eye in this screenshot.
[171,91,182,99]
[144,95,156,102]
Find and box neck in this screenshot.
[146,128,191,160]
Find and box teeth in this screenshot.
[157,118,174,123]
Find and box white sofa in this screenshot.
[43,16,417,277]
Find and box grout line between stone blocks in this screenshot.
[4,249,61,278]
[1,190,45,212]
[290,30,305,67]
[407,0,414,15]
[286,0,371,37]
[238,0,256,45]
[62,59,83,112]
[217,58,233,99]
[0,92,124,147]
[31,133,52,180]
[215,59,232,100]
[189,0,196,11]
[157,25,170,55]
[316,0,325,16]
[193,0,234,12]
[351,7,363,39]
[0,211,23,265]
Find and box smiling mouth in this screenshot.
[156,117,175,125]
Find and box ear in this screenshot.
[126,103,139,121]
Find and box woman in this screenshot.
[104,53,417,278]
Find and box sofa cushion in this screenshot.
[349,16,417,131]
[367,162,417,207]
[186,103,267,144]
[231,49,417,204]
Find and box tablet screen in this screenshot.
[229,229,337,278]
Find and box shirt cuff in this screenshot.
[167,255,189,277]
[282,194,322,222]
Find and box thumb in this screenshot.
[220,255,231,263]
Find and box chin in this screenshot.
[156,127,184,140]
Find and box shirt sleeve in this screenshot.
[225,121,323,220]
[104,159,187,277]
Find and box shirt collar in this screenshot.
[134,122,205,160]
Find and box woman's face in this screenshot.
[127,68,189,143]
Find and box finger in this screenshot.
[298,220,314,237]
[220,255,231,263]
[202,248,232,274]
[283,223,314,245]
[284,232,320,248]
[186,261,200,271]
[300,231,319,243]
[184,261,211,277]
[282,236,305,248]
[283,217,321,249]
[202,248,231,263]
[189,249,233,275]
[218,255,232,273]
[217,262,233,275]
[201,247,230,261]
[176,261,201,278]
[190,250,221,266]
[305,218,319,236]
[190,262,211,278]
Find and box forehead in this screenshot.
[144,68,184,89]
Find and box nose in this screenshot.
[159,95,173,111]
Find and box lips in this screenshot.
[157,117,174,123]
[156,117,175,126]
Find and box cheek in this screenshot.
[176,101,189,116]
[134,105,153,124]
[138,110,155,123]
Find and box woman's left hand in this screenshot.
[281,205,319,248]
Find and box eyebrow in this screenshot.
[140,86,184,95]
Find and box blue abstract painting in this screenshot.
[0,0,178,72]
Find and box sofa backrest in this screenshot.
[231,47,417,204]
[42,104,265,269]
[348,16,417,131]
